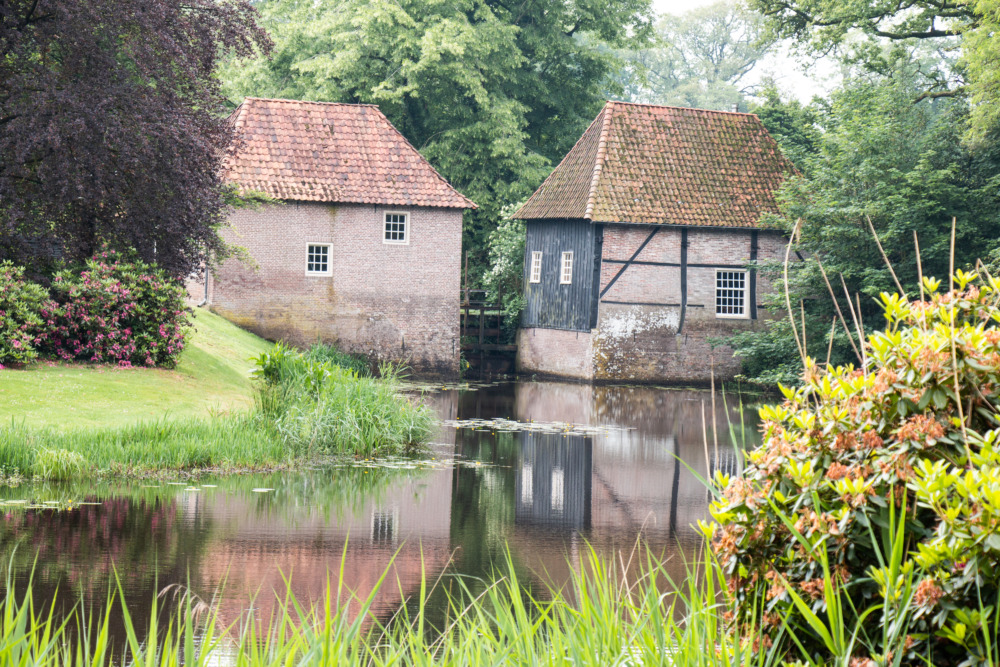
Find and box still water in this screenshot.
[0,381,760,634]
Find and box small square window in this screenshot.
[529,251,542,283]
[384,212,408,244]
[559,251,573,285]
[306,243,331,276]
[716,270,746,317]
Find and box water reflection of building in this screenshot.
[511,381,745,541]
[515,434,591,530]
[448,381,760,595]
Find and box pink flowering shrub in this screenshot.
[40,248,191,368]
[0,262,52,366]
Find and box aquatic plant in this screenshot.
[712,271,1000,665]
[0,530,955,667]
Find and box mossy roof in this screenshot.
[514,101,795,227]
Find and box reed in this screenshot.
[0,532,940,667]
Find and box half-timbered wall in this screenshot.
[517,221,787,383]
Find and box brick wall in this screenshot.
[207,201,462,378]
[517,222,788,383]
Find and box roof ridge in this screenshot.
[364,106,476,210]
[243,96,380,108]
[584,101,615,221]
[607,99,758,117]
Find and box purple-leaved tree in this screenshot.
[0,0,271,277]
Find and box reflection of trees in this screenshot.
[450,429,518,575]
[0,493,183,595]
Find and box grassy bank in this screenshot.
[0,312,436,479]
[0,309,272,430]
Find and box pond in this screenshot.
[0,380,761,642]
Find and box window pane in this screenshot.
[530,251,542,283]
[715,270,745,316]
[307,244,330,274]
[560,251,573,284]
[384,213,407,242]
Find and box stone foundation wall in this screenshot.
[206,201,462,378]
[517,327,594,381]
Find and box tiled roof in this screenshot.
[224,97,475,209]
[515,101,795,227]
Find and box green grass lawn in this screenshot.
[0,309,273,431]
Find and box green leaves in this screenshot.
[717,273,1000,664]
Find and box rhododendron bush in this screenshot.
[0,250,190,367]
[711,271,1000,665]
[0,262,51,366]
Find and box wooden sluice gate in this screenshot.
[460,288,516,375]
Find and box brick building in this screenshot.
[197,97,475,378]
[515,101,796,383]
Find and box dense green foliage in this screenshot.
[747,0,1000,142]
[221,0,653,272]
[481,213,526,342]
[621,1,772,111]
[0,262,49,366]
[965,0,1000,143]
[750,86,821,169]
[302,342,371,377]
[729,71,1000,384]
[715,275,1000,665]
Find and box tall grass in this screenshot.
[0,344,436,480]
[0,534,934,667]
[252,343,436,458]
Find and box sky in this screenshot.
[651,0,839,103]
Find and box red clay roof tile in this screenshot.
[224,97,475,209]
[515,101,794,227]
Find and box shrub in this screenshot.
[42,248,190,367]
[712,271,1000,666]
[0,262,52,366]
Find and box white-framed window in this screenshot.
[305,243,332,276]
[716,270,747,317]
[529,251,542,283]
[383,212,408,244]
[559,251,573,285]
